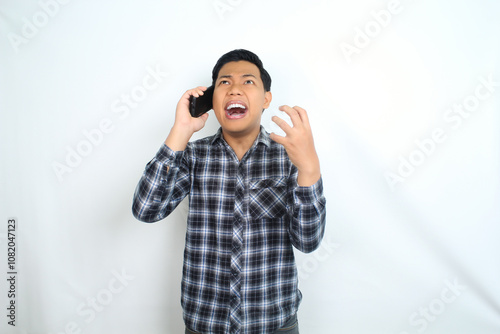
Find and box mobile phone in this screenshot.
[189,86,213,117]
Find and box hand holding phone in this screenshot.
[189,85,214,117]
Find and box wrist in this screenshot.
[296,157,321,187]
[164,124,193,151]
[297,169,321,187]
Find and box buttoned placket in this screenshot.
[224,141,254,334]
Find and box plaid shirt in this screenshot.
[133,127,326,334]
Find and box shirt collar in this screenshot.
[210,126,271,148]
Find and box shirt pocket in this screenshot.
[248,177,288,220]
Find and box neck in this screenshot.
[222,127,260,161]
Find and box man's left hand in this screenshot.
[270,105,321,187]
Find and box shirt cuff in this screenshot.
[293,176,324,205]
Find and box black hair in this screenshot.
[211,49,272,92]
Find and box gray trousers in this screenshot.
[185,314,299,334]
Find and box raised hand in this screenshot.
[165,86,210,151]
[270,105,321,187]
[174,86,210,133]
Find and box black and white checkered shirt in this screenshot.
[133,127,326,333]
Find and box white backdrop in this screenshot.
[1,0,499,333]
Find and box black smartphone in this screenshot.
[189,86,213,117]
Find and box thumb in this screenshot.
[200,112,209,121]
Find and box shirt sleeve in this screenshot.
[132,143,191,223]
[288,174,327,253]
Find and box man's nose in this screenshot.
[229,84,243,95]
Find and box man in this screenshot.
[133,49,326,333]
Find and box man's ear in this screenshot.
[263,91,272,109]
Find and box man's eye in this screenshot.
[245,80,254,84]
[220,80,230,85]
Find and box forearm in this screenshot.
[288,177,327,253]
[134,86,205,221]
[132,145,189,222]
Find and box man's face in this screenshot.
[212,61,272,139]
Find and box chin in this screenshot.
[224,122,261,135]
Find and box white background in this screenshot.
[1,0,499,333]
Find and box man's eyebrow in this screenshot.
[218,74,257,79]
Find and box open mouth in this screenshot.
[225,101,248,119]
